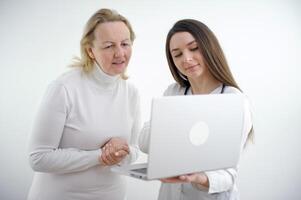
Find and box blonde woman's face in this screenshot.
[88,21,132,76]
[169,31,208,79]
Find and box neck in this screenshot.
[188,75,222,94]
[91,62,120,87]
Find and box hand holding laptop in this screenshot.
[99,137,130,166]
[111,94,244,180]
[160,172,209,188]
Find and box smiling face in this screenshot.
[87,21,132,76]
[169,31,209,80]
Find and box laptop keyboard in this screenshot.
[131,168,147,174]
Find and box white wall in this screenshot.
[0,0,300,199]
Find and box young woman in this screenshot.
[139,19,253,200]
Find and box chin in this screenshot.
[187,72,202,79]
[113,69,126,76]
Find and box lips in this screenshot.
[185,64,198,71]
[112,60,125,65]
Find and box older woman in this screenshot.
[27,9,141,200]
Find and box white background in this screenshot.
[0,0,300,199]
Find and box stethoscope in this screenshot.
[184,83,226,95]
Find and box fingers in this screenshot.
[104,138,130,155]
[179,173,205,183]
[101,144,117,166]
[116,144,130,154]
[105,144,117,163]
[114,149,128,157]
[107,137,129,149]
[100,144,129,166]
[178,173,209,186]
[179,175,191,182]
[160,177,182,183]
[99,137,130,166]
[104,142,130,157]
[100,153,109,166]
[160,174,197,183]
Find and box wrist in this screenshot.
[196,173,209,188]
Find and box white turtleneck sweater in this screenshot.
[27,65,141,200]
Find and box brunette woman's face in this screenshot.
[169,31,209,79]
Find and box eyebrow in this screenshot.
[171,40,197,53]
[102,39,131,45]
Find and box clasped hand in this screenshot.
[99,137,130,166]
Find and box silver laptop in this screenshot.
[111,94,244,180]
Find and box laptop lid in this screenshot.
[146,93,244,179]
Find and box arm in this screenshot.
[124,90,141,164]
[28,83,101,174]
[161,95,253,193]
[192,96,254,193]
[138,121,151,154]
[138,85,174,153]
[112,87,141,165]
[101,86,142,165]
[160,168,236,193]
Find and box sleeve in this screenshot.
[28,83,101,174]
[120,87,142,164]
[138,84,177,153]
[193,96,253,193]
[241,96,253,149]
[200,168,237,193]
[138,121,151,153]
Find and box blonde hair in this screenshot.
[71,8,135,78]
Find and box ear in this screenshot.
[87,47,95,59]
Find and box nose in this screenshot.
[183,51,193,63]
[114,45,125,58]
[184,57,193,62]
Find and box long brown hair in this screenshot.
[166,19,254,145]
[166,19,240,90]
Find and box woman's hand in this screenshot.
[160,172,209,188]
[99,137,130,166]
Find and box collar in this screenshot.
[90,62,120,89]
[185,84,225,95]
[210,84,225,94]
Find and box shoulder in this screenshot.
[223,86,242,94]
[223,86,252,102]
[224,86,253,116]
[163,82,185,96]
[54,68,84,86]
[43,69,83,101]
[224,86,252,104]
[41,68,87,100]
